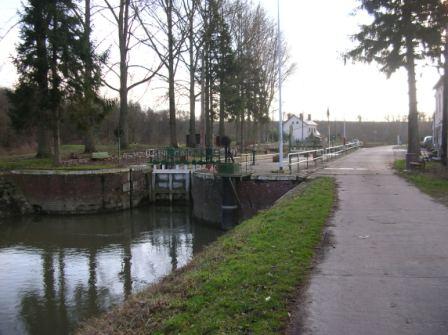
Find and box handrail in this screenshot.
[287,142,361,173]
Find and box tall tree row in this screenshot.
[197,0,293,150]
[9,0,294,160]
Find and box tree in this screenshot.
[103,0,162,149]
[71,0,110,153]
[347,0,447,167]
[136,0,187,147]
[10,0,52,157]
[442,25,448,166]
[226,1,293,151]
[181,0,202,147]
[11,0,86,164]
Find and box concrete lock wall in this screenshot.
[4,166,151,215]
[191,172,300,224]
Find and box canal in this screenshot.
[0,207,223,335]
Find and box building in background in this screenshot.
[283,114,321,143]
[434,77,444,156]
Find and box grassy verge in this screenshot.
[77,177,336,335]
[394,159,448,204]
[0,157,116,171]
[0,143,152,171]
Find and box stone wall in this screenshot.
[191,172,300,224]
[237,179,300,220]
[0,175,32,218]
[4,166,151,215]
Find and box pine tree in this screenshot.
[11,0,86,164]
[10,0,52,157]
[347,0,447,167]
[70,0,110,153]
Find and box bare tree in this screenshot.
[103,0,162,149]
[181,0,202,147]
[136,0,187,147]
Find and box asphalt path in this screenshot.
[288,146,448,335]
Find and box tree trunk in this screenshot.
[205,54,212,148]
[118,0,130,149]
[200,51,205,148]
[36,123,51,158]
[83,128,96,153]
[119,85,128,149]
[53,108,61,166]
[240,112,245,153]
[167,0,177,147]
[35,9,50,159]
[210,90,214,144]
[188,10,196,148]
[405,36,419,167]
[83,0,96,154]
[442,26,448,166]
[219,80,225,137]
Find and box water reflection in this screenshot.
[0,207,222,335]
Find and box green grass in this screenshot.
[0,143,155,171]
[0,157,115,171]
[77,177,336,335]
[394,159,448,201]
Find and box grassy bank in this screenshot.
[0,157,116,171]
[394,159,448,205]
[0,143,149,171]
[78,177,336,335]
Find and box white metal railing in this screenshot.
[287,142,361,173]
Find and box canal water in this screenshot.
[0,207,223,335]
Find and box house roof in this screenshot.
[283,114,318,126]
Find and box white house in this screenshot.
[434,77,445,155]
[283,114,321,142]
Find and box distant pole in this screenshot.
[327,107,330,147]
[277,0,283,170]
[343,118,346,145]
[301,113,304,142]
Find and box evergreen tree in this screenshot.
[347,0,448,167]
[11,0,86,164]
[70,0,110,153]
[10,0,52,157]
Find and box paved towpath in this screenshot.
[288,146,448,335]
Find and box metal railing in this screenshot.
[287,142,361,173]
[117,141,361,175]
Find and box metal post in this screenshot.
[277,0,284,171]
[327,107,330,148]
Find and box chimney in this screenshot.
[299,113,303,121]
[308,114,311,121]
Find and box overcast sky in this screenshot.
[0,0,442,122]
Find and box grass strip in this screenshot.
[394,159,448,203]
[0,157,116,171]
[77,177,336,335]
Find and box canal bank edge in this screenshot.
[0,173,33,218]
[0,166,151,216]
[1,166,302,222]
[191,171,303,225]
[76,177,336,335]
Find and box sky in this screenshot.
[0,0,442,122]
